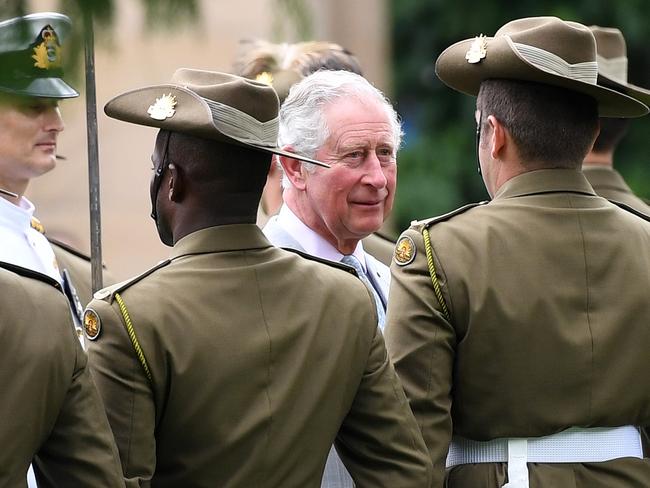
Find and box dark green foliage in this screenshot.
[391,1,650,231]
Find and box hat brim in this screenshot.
[597,73,650,107]
[435,36,649,118]
[105,85,329,168]
[0,77,78,99]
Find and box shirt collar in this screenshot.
[493,169,596,201]
[0,195,35,232]
[582,166,632,193]
[171,223,273,260]
[277,204,366,271]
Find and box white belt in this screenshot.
[447,426,643,488]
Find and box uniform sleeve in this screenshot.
[87,298,157,487]
[32,318,125,488]
[384,227,457,488]
[334,310,433,487]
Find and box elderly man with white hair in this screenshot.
[263,69,402,488]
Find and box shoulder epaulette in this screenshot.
[609,200,650,223]
[0,261,62,291]
[412,201,488,229]
[281,247,358,278]
[93,259,172,302]
[48,237,92,262]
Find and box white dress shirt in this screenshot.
[273,204,369,272]
[0,195,61,283]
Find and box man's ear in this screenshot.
[278,149,307,190]
[487,115,507,160]
[167,163,183,202]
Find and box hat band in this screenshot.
[596,54,628,84]
[510,39,598,85]
[203,97,278,147]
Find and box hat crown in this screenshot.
[496,16,596,65]
[170,68,279,123]
[590,26,627,60]
[0,12,77,98]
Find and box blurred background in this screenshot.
[4,0,649,280]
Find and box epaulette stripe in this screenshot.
[114,293,152,384]
[417,201,488,229]
[107,259,172,300]
[48,238,92,262]
[281,247,358,276]
[422,227,451,322]
[609,200,650,222]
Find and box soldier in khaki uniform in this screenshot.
[582,26,650,214]
[0,262,124,487]
[86,69,431,487]
[384,17,650,488]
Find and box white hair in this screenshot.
[278,70,403,187]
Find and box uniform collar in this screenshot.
[171,223,273,259]
[0,195,35,232]
[276,204,366,270]
[493,169,596,200]
[582,166,632,193]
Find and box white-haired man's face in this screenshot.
[300,96,396,252]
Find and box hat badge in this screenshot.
[32,25,62,70]
[465,34,488,64]
[148,93,177,120]
[255,72,274,86]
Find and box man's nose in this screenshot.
[44,106,64,132]
[362,152,388,188]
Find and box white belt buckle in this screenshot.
[502,438,529,488]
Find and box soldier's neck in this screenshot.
[583,150,614,168]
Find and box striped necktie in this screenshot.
[341,254,385,329]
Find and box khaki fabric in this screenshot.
[583,166,650,215]
[384,169,650,487]
[50,240,115,308]
[0,264,124,487]
[87,224,431,488]
[362,232,395,267]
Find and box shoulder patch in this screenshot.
[94,259,172,303]
[412,201,488,229]
[609,200,650,223]
[281,247,358,277]
[83,308,101,340]
[394,235,416,266]
[0,261,62,291]
[48,238,92,262]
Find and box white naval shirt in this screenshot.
[0,195,62,283]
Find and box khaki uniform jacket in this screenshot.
[362,232,395,267]
[384,169,650,487]
[87,224,431,488]
[583,166,650,215]
[50,239,115,308]
[0,263,124,488]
